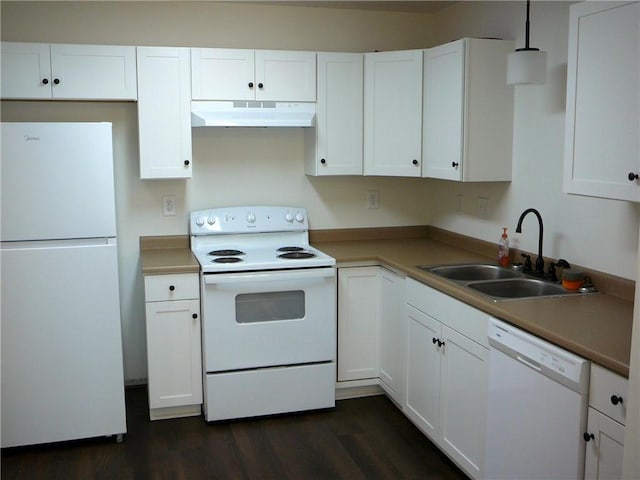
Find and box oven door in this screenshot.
[201,267,336,372]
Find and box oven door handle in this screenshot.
[203,268,335,285]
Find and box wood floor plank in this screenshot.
[1,387,468,480]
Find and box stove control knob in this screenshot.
[207,216,216,226]
[285,212,294,223]
[247,212,256,223]
[295,211,305,223]
[195,216,205,227]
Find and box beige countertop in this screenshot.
[138,231,633,377]
[140,235,199,275]
[311,233,633,377]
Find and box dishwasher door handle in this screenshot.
[516,354,542,372]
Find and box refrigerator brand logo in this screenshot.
[24,135,40,141]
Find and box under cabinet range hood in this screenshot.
[191,101,316,128]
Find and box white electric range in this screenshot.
[190,206,337,421]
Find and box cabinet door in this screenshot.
[137,46,193,179]
[337,267,379,382]
[1,42,52,99]
[405,304,441,438]
[146,299,203,409]
[255,50,316,102]
[364,50,423,176]
[440,326,489,479]
[50,44,137,100]
[584,407,625,480]
[378,268,405,404]
[564,2,640,201]
[423,41,464,181]
[191,48,255,100]
[305,52,363,176]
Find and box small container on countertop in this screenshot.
[562,269,584,290]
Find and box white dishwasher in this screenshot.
[484,318,590,480]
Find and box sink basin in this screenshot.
[417,263,589,301]
[467,278,571,300]
[418,264,522,282]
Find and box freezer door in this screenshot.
[1,240,127,447]
[1,122,117,241]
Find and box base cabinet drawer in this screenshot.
[144,273,199,302]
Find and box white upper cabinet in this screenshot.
[564,2,640,201]
[191,48,316,102]
[364,50,423,177]
[422,38,514,182]
[1,42,137,100]
[137,46,193,179]
[305,52,363,176]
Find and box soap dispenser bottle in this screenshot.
[498,227,510,266]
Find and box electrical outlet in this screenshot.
[367,190,380,209]
[162,195,176,216]
[477,196,489,219]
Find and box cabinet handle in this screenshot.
[583,432,594,442]
[320,158,326,165]
[412,159,419,166]
[452,162,459,168]
[248,82,254,88]
[628,172,638,181]
[184,160,190,166]
[42,78,49,85]
[192,313,198,319]
[258,82,264,89]
[53,78,60,85]
[610,395,623,405]
[169,285,175,291]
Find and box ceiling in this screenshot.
[247,1,457,14]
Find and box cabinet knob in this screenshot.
[610,395,623,405]
[452,162,459,168]
[192,313,198,319]
[412,159,419,166]
[583,432,594,442]
[432,337,438,344]
[42,78,49,85]
[320,158,326,165]
[169,285,175,291]
[248,82,254,88]
[432,337,444,347]
[53,78,60,85]
[258,82,264,89]
[628,172,639,181]
[184,160,190,166]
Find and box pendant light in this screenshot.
[507,0,547,85]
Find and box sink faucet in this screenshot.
[515,208,545,275]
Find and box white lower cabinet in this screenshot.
[405,278,489,480]
[337,267,380,382]
[584,363,628,479]
[337,266,406,406]
[144,273,203,420]
[378,267,406,406]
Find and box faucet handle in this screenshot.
[521,253,532,272]
[554,258,571,269]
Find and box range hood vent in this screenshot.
[191,101,316,128]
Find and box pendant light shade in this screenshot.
[507,0,547,85]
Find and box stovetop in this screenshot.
[190,206,335,272]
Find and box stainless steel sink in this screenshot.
[417,263,588,301]
[466,278,571,300]
[418,264,521,282]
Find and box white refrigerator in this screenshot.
[1,122,127,447]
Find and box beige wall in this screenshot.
[2,1,638,387]
[1,1,440,383]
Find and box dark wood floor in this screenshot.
[2,387,468,480]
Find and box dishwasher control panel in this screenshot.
[488,318,590,394]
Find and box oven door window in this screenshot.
[235,290,305,323]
